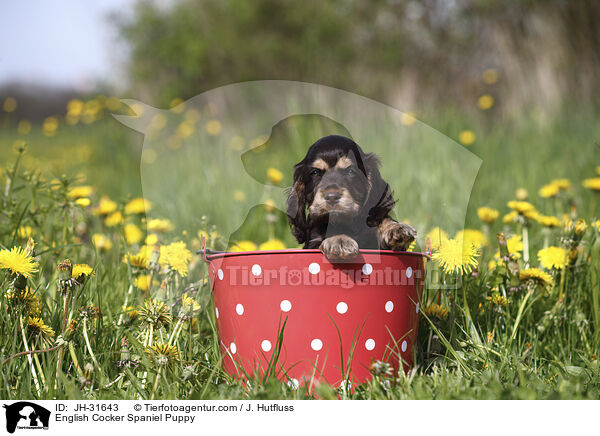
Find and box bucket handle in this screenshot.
[197,236,226,262]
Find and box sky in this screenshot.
[0,0,135,90]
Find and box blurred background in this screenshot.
[1,0,599,240]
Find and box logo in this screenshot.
[3,402,50,434]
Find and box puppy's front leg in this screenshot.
[320,235,359,260]
[378,218,416,251]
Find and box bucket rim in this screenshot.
[198,247,430,262]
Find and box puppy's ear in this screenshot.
[363,153,396,226]
[286,164,308,244]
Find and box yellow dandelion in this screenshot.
[104,211,123,227]
[487,294,510,307]
[6,288,41,316]
[507,200,536,215]
[138,299,172,329]
[432,237,480,275]
[75,197,91,207]
[551,179,571,190]
[506,235,524,258]
[27,316,55,339]
[502,210,519,224]
[538,246,567,270]
[0,246,39,278]
[17,226,34,239]
[124,198,152,215]
[575,218,587,236]
[423,304,449,320]
[230,240,258,252]
[145,233,159,245]
[456,229,488,248]
[266,167,284,185]
[134,274,151,291]
[458,130,476,146]
[539,183,559,198]
[515,188,529,200]
[477,94,494,110]
[95,196,117,215]
[159,241,192,277]
[477,207,499,224]
[92,233,113,251]
[425,227,449,250]
[146,342,179,368]
[125,223,144,245]
[67,185,94,199]
[259,239,286,251]
[147,218,174,233]
[72,264,94,280]
[123,253,148,269]
[520,268,554,289]
[582,178,600,191]
[123,305,139,321]
[536,215,561,228]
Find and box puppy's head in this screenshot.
[287,135,395,244]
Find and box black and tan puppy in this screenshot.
[286,135,416,260]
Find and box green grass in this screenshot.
[1,101,599,400]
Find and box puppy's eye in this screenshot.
[346,167,356,175]
[309,169,322,176]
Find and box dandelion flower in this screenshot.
[267,167,284,185]
[583,178,600,191]
[0,246,38,278]
[124,198,152,215]
[515,188,529,200]
[507,200,536,215]
[477,94,494,110]
[538,246,567,270]
[159,241,192,277]
[134,274,151,291]
[503,211,519,224]
[72,264,94,281]
[259,239,286,250]
[146,342,179,368]
[423,304,449,321]
[5,287,41,316]
[75,197,91,207]
[147,218,174,233]
[123,305,139,322]
[456,229,488,248]
[425,227,449,250]
[551,178,571,190]
[477,207,499,224]
[67,185,94,199]
[539,183,559,198]
[92,234,113,251]
[230,240,258,252]
[104,211,123,227]
[432,237,480,275]
[125,223,144,245]
[124,253,148,270]
[495,235,523,259]
[27,316,55,339]
[138,299,172,329]
[536,215,561,228]
[487,294,510,307]
[17,226,34,239]
[96,196,117,215]
[520,268,554,289]
[458,130,476,146]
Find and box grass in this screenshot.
[1,97,600,400]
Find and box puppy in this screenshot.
[286,135,416,260]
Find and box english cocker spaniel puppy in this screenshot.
[286,135,416,260]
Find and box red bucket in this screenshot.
[201,241,427,389]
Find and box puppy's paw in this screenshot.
[379,220,416,251]
[320,235,360,260]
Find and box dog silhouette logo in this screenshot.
[3,402,50,433]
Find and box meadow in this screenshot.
[1,93,600,400]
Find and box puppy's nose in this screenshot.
[324,190,342,203]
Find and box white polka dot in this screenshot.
[406,266,413,278]
[280,300,292,312]
[365,338,376,350]
[311,339,323,351]
[217,268,224,280]
[215,307,220,318]
[251,264,262,276]
[288,378,299,389]
[401,340,408,352]
[236,304,244,315]
[261,340,272,352]
[416,302,420,314]
[362,263,373,275]
[336,302,348,314]
[308,262,320,275]
[385,301,394,313]
[229,342,237,354]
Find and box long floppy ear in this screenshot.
[286,164,308,244]
[363,153,396,227]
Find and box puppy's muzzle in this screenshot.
[323,185,342,204]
